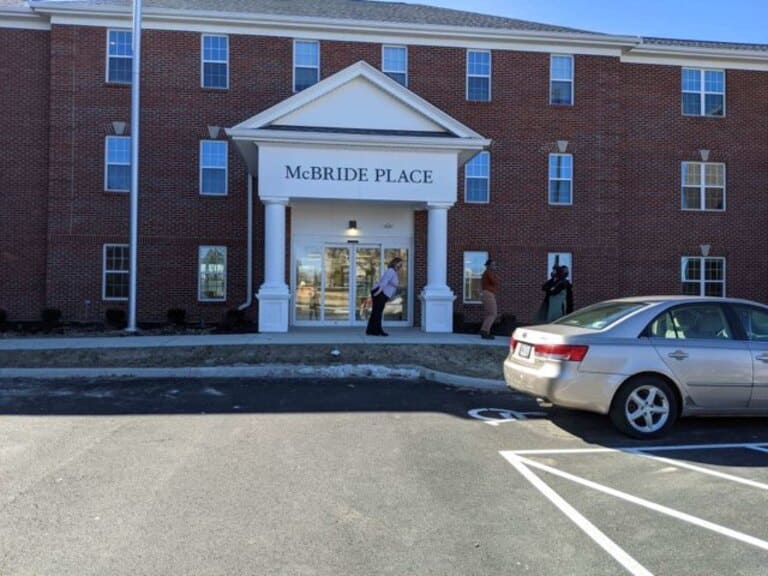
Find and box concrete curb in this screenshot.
[0,363,508,392]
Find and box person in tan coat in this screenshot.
[479,258,499,339]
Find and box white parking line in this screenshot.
[504,453,654,576]
[625,450,768,492]
[500,442,768,574]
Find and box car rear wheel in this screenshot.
[610,376,678,439]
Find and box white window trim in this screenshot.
[681,256,726,297]
[104,135,130,193]
[293,39,320,93]
[382,44,408,86]
[464,151,490,204]
[681,161,726,212]
[466,49,491,102]
[199,140,228,196]
[550,54,574,106]
[105,28,131,85]
[102,243,129,301]
[200,34,229,89]
[548,153,573,206]
[682,67,726,118]
[463,251,489,304]
[198,245,227,302]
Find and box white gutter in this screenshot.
[238,173,254,312]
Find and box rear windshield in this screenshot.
[554,301,647,330]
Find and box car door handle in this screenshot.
[668,350,689,360]
[756,353,768,363]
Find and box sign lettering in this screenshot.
[285,165,434,185]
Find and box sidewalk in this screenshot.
[0,328,512,392]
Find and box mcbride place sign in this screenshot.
[285,164,435,185]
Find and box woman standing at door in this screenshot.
[366,257,403,336]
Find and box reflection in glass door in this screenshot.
[323,247,350,323]
[294,243,409,326]
[355,247,381,323]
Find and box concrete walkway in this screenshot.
[0,328,512,392]
[0,327,509,351]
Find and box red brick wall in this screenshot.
[0,28,50,322]
[5,24,768,325]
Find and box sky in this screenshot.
[388,0,768,44]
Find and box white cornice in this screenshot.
[622,44,768,71]
[0,7,50,30]
[229,130,491,151]
[31,3,635,56]
[19,3,768,68]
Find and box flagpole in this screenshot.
[127,0,142,332]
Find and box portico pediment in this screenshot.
[226,61,490,172]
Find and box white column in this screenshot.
[420,202,455,332]
[257,197,291,332]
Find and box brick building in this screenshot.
[1,0,766,332]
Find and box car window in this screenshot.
[554,301,646,330]
[657,304,732,340]
[732,304,768,342]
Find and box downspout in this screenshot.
[238,173,254,311]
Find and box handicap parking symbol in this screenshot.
[468,407,547,426]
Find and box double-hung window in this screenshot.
[199,246,227,301]
[463,251,488,304]
[107,29,132,84]
[681,162,725,211]
[382,45,407,86]
[200,140,228,195]
[682,68,725,117]
[105,136,131,192]
[548,154,573,205]
[103,244,130,300]
[202,34,228,89]
[550,55,573,105]
[466,50,491,102]
[681,257,725,297]
[294,40,319,92]
[465,152,490,203]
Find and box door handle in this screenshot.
[668,350,689,360]
[756,353,768,363]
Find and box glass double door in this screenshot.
[294,243,409,326]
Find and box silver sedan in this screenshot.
[504,296,768,438]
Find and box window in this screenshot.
[199,246,227,301]
[549,154,572,205]
[550,55,573,105]
[103,244,129,300]
[200,140,228,195]
[733,304,768,342]
[682,68,725,117]
[382,45,407,86]
[465,152,490,203]
[107,29,132,84]
[650,305,732,340]
[547,252,573,280]
[294,40,319,92]
[681,162,725,211]
[463,251,488,303]
[201,34,228,89]
[105,136,131,192]
[681,257,725,297]
[466,50,491,101]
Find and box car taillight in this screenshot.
[510,336,517,351]
[534,344,589,362]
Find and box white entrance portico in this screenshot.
[226,61,489,333]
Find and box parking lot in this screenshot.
[1,377,766,575]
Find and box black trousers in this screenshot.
[366,292,389,334]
